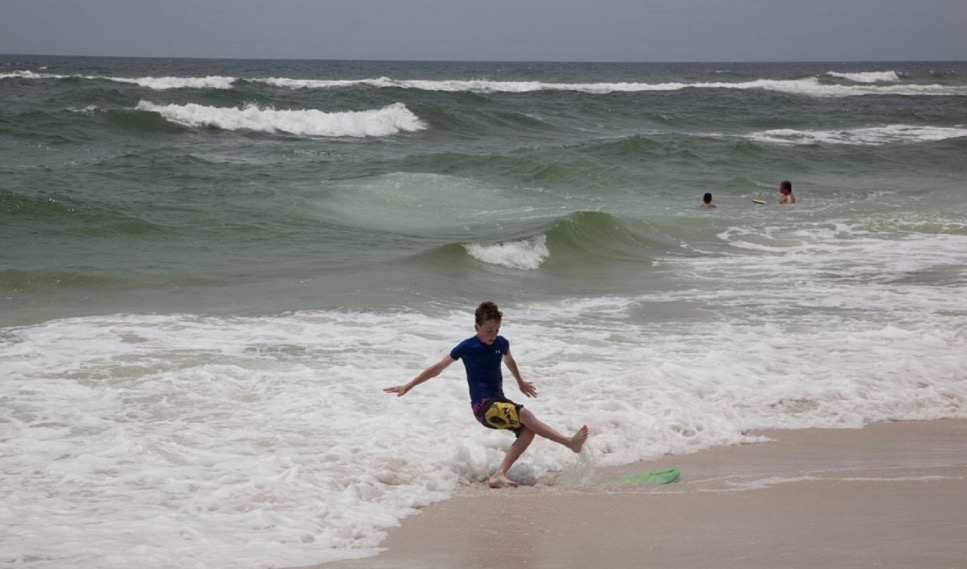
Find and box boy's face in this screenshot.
[475,319,500,345]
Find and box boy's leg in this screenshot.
[489,429,535,488]
[487,406,590,489]
[518,408,588,453]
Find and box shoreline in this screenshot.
[309,419,967,569]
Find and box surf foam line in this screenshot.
[742,124,967,146]
[0,70,237,90]
[826,70,902,83]
[6,70,962,97]
[254,76,965,98]
[135,101,426,137]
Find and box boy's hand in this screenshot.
[384,384,411,397]
[517,380,538,398]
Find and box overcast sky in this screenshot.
[2,0,966,62]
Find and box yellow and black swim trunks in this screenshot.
[472,398,524,436]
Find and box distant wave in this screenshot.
[744,124,967,146]
[0,70,236,90]
[258,76,963,97]
[6,70,964,97]
[826,71,901,83]
[114,75,237,90]
[705,78,960,97]
[135,101,426,137]
[0,70,63,80]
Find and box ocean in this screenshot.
[2,55,966,568]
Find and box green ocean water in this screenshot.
[3,56,966,325]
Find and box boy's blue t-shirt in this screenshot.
[450,335,509,404]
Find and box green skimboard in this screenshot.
[608,468,680,485]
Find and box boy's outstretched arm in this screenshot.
[503,351,537,398]
[384,354,455,397]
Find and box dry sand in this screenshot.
[311,420,967,569]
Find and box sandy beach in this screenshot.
[312,419,967,569]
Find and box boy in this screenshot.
[700,192,716,208]
[778,180,796,204]
[384,301,589,488]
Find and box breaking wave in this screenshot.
[134,101,426,137]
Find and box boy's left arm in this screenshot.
[503,351,537,398]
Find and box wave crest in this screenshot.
[6,70,964,97]
[135,101,426,137]
[746,124,967,146]
[0,70,236,90]
[459,211,658,271]
[250,75,964,98]
[826,71,901,83]
[116,75,237,90]
[465,236,549,270]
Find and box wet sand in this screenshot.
[310,419,967,569]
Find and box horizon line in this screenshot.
[3,52,967,65]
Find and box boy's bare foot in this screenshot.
[488,473,519,489]
[567,425,589,453]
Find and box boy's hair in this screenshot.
[475,301,503,324]
[780,180,792,192]
[703,192,713,203]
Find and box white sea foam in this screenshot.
[465,235,550,270]
[135,101,426,137]
[0,70,61,80]
[714,221,967,293]
[67,105,101,114]
[744,124,967,146]
[4,229,967,569]
[826,70,902,83]
[257,76,659,93]
[708,78,964,97]
[112,75,237,90]
[256,76,389,89]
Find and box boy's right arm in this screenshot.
[383,355,456,397]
